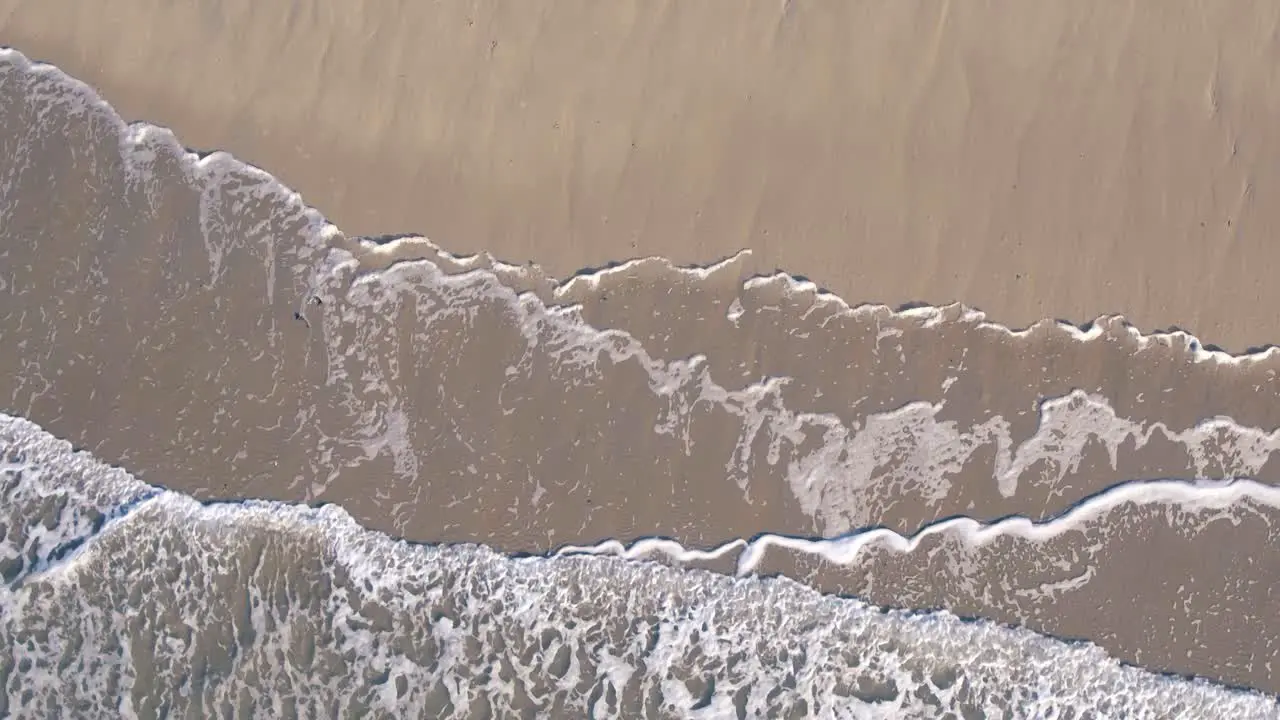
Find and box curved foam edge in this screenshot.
[0,47,343,257]
[5,44,1277,364]
[357,234,757,290]
[356,231,1280,365]
[741,276,1280,364]
[551,476,1280,577]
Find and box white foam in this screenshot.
[740,273,1280,366]
[352,233,1278,368]
[750,477,1278,573]
[547,475,1280,576]
[725,297,745,325]
[557,536,748,563]
[2,411,1276,718]
[318,241,1280,534]
[550,250,754,297]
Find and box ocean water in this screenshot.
[3,413,1277,719]
[1,45,1279,717]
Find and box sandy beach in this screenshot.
[3,1,1280,715]
[6,0,1280,349]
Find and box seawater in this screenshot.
[3,413,1277,719]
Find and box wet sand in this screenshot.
[3,1,1280,708]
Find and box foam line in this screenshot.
[554,536,748,563]
[550,476,1280,576]
[357,229,1279,364]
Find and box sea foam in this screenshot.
[2,412,1277,719]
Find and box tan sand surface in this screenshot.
[4,0,1280,350]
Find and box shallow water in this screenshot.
[1,46,1279,715]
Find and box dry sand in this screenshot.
[5,0,1280,350]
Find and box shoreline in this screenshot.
[5,1,1280,349]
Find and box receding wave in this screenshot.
[2,413,1276,718]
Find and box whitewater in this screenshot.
[2,413,1276,718]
